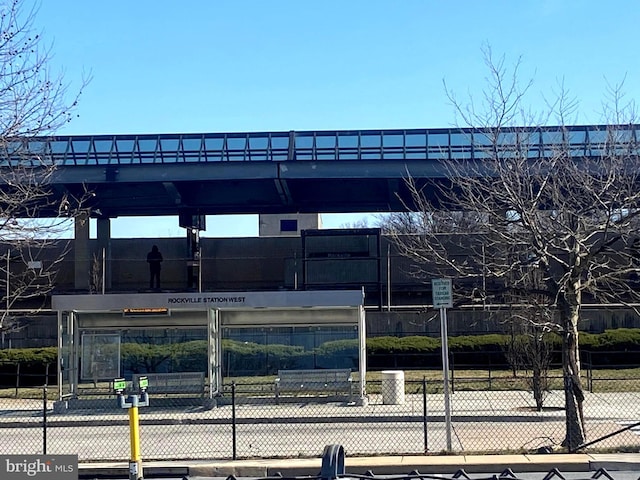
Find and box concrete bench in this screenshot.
[132,372,205,397]
[274,368,353,403]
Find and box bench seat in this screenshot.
[132,372,205,397]
[274,368,353,402]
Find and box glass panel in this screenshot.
[587,146,604,157]
[295,134,313,148]
[116,139,135,152]
[204,137,224,150]
[472,132,492,146]
[271,136,289,149]
[137,139,157,152]
[250,152,267,161]
[517,131,539,147]
[50,140,68,154]
[28,140,46,153]
[222,325,357,376]
[527,146,541,158]
[405,133,426,147]
[81,334,120,381]
[541,131,563,146]
[227,137,246,150]
[159,151,178,162]
[182,138,202,151]
[428,149,449,160]
[428,133,449,147]
[94,140,112,152]
[611,128,632,143]
[360,134,381,147]
[382,134,403,147]
[6,141,21,154]
[338,134,358,147]
[587,130,608,144]
[497,132,518,146]
[227,151,246,161]
[473,149,493,160]
[568,130,586,144]
[71,140,90,152]
[449,133,469,147]
[316,135,336,148]
[160,138,179,151]
[249,136,268,149]
[338,153,357,160]
[183,153,200,162]
[451,150,471,160]
[59,312,74,398]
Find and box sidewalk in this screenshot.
[79,453,640,478]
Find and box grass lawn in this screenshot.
[2,367,639,399]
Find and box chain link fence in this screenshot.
[0,362,638,461]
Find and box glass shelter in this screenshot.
[52,290,366,403]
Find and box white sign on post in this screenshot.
[432,277,453,451]
[432,278,453,308]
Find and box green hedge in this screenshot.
[0,347,56,366]
[2,329,640,378]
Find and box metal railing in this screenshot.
[3,124,638,165]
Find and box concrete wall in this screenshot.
[258,214,322,237]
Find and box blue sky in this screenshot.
[33,0,640,237]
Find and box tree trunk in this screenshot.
[532,365,544,411]
[560,302,586,451]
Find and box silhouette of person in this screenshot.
[146,245,163,289]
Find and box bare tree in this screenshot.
[384,48,640,451]
[0,0,88,332]
[338,217,372,229]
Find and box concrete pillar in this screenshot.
[187,227,201,290]
[96,218,112,291]
[74,211,90,291]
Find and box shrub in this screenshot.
[0,347,56,366]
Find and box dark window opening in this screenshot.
[280,219,298,232]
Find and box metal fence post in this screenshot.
[15,362,20,398]
[231,382,237,460]
[450,354,455,394]
[43,383,47,455]
[586,351,593,393]
[422,377,428,453]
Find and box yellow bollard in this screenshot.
[128,400,142,480]
[114,377,148,480]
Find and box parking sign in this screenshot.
[432,278,453,308]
